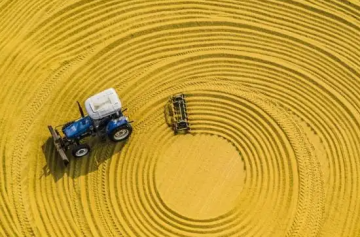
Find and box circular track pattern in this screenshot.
[0,1,360,236]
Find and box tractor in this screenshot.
[48,88,132,166]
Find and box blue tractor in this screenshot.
[48,88,132,166]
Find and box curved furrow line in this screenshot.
[8,62,78,235]
[304,0,360,23]
[114,52,358,117]
[0,166,20,236]
[284,121,325,236]
[75,22,358,87]
[70,159,90,236]
[37,126,80,236]
[88,145,113,236]
[126,52,358,115]
[197,0,360,70]
[155,120,273,232]
[194,89,306,235]
[51,21,360,108]
[95,142,126,236]
[100,160,121,236]
[36,3,214,50]
[244,82,351,197]
[33,9,214,64]
[120,61,340,133]
[76,159,99,236]
[1,1,57,43]
[204,88,322,236]
[200,0,360,40]
[1,20,228,114]
[30,102,86,236]
[29,1,201,47]
[237,1,360,57]
[238,81,359,235]
[39,134,82,235]
[104,134,138,235]
[274,0,360,32]
[25,0,112,39]
[0,0,13,14]
[238,76,356,191]
[0,1,46,46]
[114,89,294,235]
[163,112,286,233]
[143,109,266,228]
[67,33,360,121]
[131,128,187,235]
[238,71,358,186]
[39,171,65,237]
[1,0,359,236]
[111,111,181,235]
[40,100,85,235]
[36,21,262,86]
[1,5,358,120]
[129,127,233,234]
[36,146,59,236]
[36,14,210,74]
[118,137,162,236]
[73,155,96,235]
[64,44,358,233]
[0,0,131,115]
[194,88,320,236]
[83,153,105,236]
[0,143,19,235]
[92,143,123,236]
[0,203,17,236]
[0,56,76,152]
[103,146,130,236]
[249,0,360,35]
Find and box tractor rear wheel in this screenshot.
[109,124,132,142]
[72,144,91,158]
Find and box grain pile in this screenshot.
[0,1,360,236]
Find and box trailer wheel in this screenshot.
[109,124,132,142]
[72,144,91,158]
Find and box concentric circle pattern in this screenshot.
[0,1,360,236]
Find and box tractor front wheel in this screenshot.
[72,144,91,158]
[109,125,132,142]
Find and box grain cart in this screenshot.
[48,88,132,165]
[165,93,190,134]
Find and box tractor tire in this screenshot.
[72,144,91,158]
[109,124,132,142]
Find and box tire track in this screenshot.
[0,0,359,236]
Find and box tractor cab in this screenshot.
[84,88,127,134]
[85,88,122,120]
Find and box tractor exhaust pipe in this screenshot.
[77,101,85,118]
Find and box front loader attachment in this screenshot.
[48,126,69,166]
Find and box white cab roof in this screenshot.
[85,88,122,120]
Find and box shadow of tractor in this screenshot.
[41,137,127,182]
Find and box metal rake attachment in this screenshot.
[165,93,190,134]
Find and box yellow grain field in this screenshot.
[1,0,360,236]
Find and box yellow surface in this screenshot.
[156,134,245,219]
[0,1,360,236]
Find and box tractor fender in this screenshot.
[106,117,128,134]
